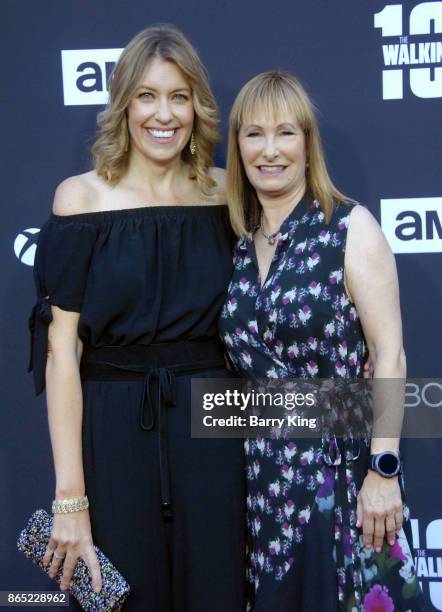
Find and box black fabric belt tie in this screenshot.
[80,341,226,522]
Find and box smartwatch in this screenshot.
[369,451,401,478]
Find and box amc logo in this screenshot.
[61,49,123,105]
[380,197,442,253]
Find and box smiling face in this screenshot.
[126,57,194,165]
[238,114,307,204]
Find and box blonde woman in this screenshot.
[220,72,423,611]
[29,26,245,611]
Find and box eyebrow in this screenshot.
[242,123,297,129]
[136,85,191,93]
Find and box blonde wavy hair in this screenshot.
[92,25,220,191]
[227,71,349,236]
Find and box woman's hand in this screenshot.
[42,510,102,593]
[356,470,403,552]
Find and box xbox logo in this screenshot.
[14,228,40,266]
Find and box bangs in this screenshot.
[235,73,309,130]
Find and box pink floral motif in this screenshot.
[363,585,394,612]
[388,538,407,561]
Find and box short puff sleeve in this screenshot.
[28,217,97,395]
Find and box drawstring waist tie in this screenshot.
[80,340,226,522]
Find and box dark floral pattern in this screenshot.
[219,197,423,611]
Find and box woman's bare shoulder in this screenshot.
[52,171,107,216]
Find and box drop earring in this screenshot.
[190,133,197,156]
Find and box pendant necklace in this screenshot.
[260,212,280,246]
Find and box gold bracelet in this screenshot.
[52,495,89,514]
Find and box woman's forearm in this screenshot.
[46,352,85,498]
[370,345,406,454]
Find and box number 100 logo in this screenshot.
[374,2,442,99]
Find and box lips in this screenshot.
[144,128,180,145]
[147,128,177,138]
[257,165,286,175]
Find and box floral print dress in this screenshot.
[219,197,423,611]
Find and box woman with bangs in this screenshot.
[28,25,245,611]
[220,72,423,610]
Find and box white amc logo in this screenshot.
[411,518,442,609]
[380,197,442,253]
[374,2,442,99]
[61,49,123,106]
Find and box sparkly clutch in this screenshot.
[17,509,130,611]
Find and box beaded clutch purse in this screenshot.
[17,509,130,611]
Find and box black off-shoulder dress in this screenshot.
[28,205,246,612]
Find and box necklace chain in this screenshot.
[260,212,280,246]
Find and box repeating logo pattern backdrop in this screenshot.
[2,0,441,608]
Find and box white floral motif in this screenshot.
[281,465,294,482]
[288,343,299,358]
[248,320,258,334]
[241,351,252,368]
[239,277,250,293]
[324,321,336,337]
[306,253,320,271]
[284,443,297,460]
[298,507,311,525]
[306,360,318,376]
[268,480,281,497]
[294,239,307,254]
[329,269,343,285]
[338,341,347,359]
[269,538,281,555]
[227,298,237,315]
[223,332,233,347]
[282,523,294,540]
[270,286,281,302]
[235,328,248,342]
[282,288,297,304]
[319,230,331,245]
[284,500,295,518]
[298,306,312,325]
[300,449,314,465]
[308,281,322,298]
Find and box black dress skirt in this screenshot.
[28,205,246,612]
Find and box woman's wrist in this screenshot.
[55,485,85,499]
[369,437,400,454]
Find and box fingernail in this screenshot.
[389,539,395,546]
[356,521,360,528]
[376,546,381,553]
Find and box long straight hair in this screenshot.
[227,71,349,236]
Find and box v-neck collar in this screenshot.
[238,194,313,252]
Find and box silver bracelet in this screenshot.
[52,495,89,514]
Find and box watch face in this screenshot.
[378,453,399,475]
